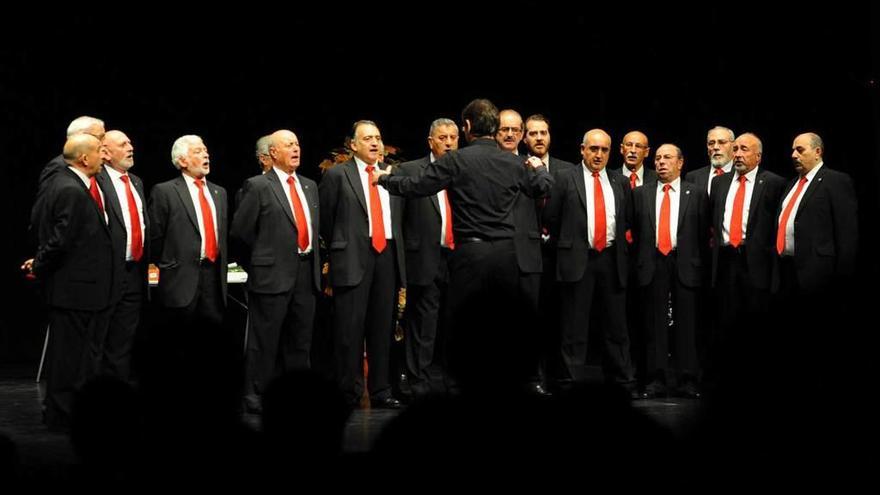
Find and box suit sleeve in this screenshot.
[833,174,858,277]
[521,165,553,199]
[543,169,566,240]
[148,185,169,264]
[318,170,339,246]
[230,179,258,268]
[33,185,84,277]
[380,156,453,197]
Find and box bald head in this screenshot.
[103,130,135,172]
[732,133,762,174]
[63,134,103,177]
[496,109,524,153]
[580,129,613,172]
[791,132,824,175]
[268,129,302,174]
[654,144,684,183]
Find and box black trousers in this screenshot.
[708,247,771,385]
[102,260,145,384]
[333,242,397,405]
[45,306,111,428]
[245,255,317,397]
[403,250,450,396]
[643,251,699,386]
[559,248,634,385]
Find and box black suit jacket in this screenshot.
[545,166,630,287]
[685,165,729,196]
[33,168,114,310]
[318,159,406,288]
[29,154,69,247]
[231,170,321,293]
[709,168,785,289]
[148,175,228,308]
[538,157,577,244]
[774,165,858,292]
[97,166,151,299]
[610,166,659,188]
[631,180,709,288]
[397,156,444,286]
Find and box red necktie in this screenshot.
[195,179,218,262]
[119,174,143,261]
[592,171,606,251]
[729,175,747,248]
[287,176,310,252]
[89,176,104,214]
[714,167,724,177]
[365,165,387,253]
[776,176,808,255]
[443,191,455,250]
[658,184,672,255]
[629,172,638,190]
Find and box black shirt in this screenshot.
[379,138,553,240]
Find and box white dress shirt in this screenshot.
[779,162,824,256]
[104,165,146,260]
[183,173,218,259]
[655,177,682,250]
[431,153,453,248]
[621,165,645,188]
[581,164,617,248]
[355,156,393,240]
[273,166,313,253]
[722,166,758,246]
[69,166,107,224]
[707,160,734,195]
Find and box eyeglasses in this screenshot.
[622,142,648,150]
[499,127,522,134]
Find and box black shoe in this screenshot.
[642,380,668,399]
[242,394,262,414]
[677,381,701,399]
[529,383,553,398]
[371,396,402,409]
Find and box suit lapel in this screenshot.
[422,162,442,217]
[267,171,296,227]
[575,167,588,213]
[301,177,319,235]
[714,174,733,231]
[609,172,623,222]
[747,170,767,233]
[647,184,657,235]
[208,180,225,241]
[343,160,368,215]
[678,181,691,237]
[97,168,125,228]
[172,176,200,232]
[795,166,825,220]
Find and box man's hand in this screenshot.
[21,258,35,280]
[525,156,545,169]
[370,167,391,185]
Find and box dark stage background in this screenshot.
[1,4,878,369]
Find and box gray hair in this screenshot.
[805,132,824,153]
[429,118,457,137]
[171,135,204,169]
[707,126,735,142]
[256,135,271,157]
[66,116,105,137]
[737,132,763,153]
[581,129,611,145]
